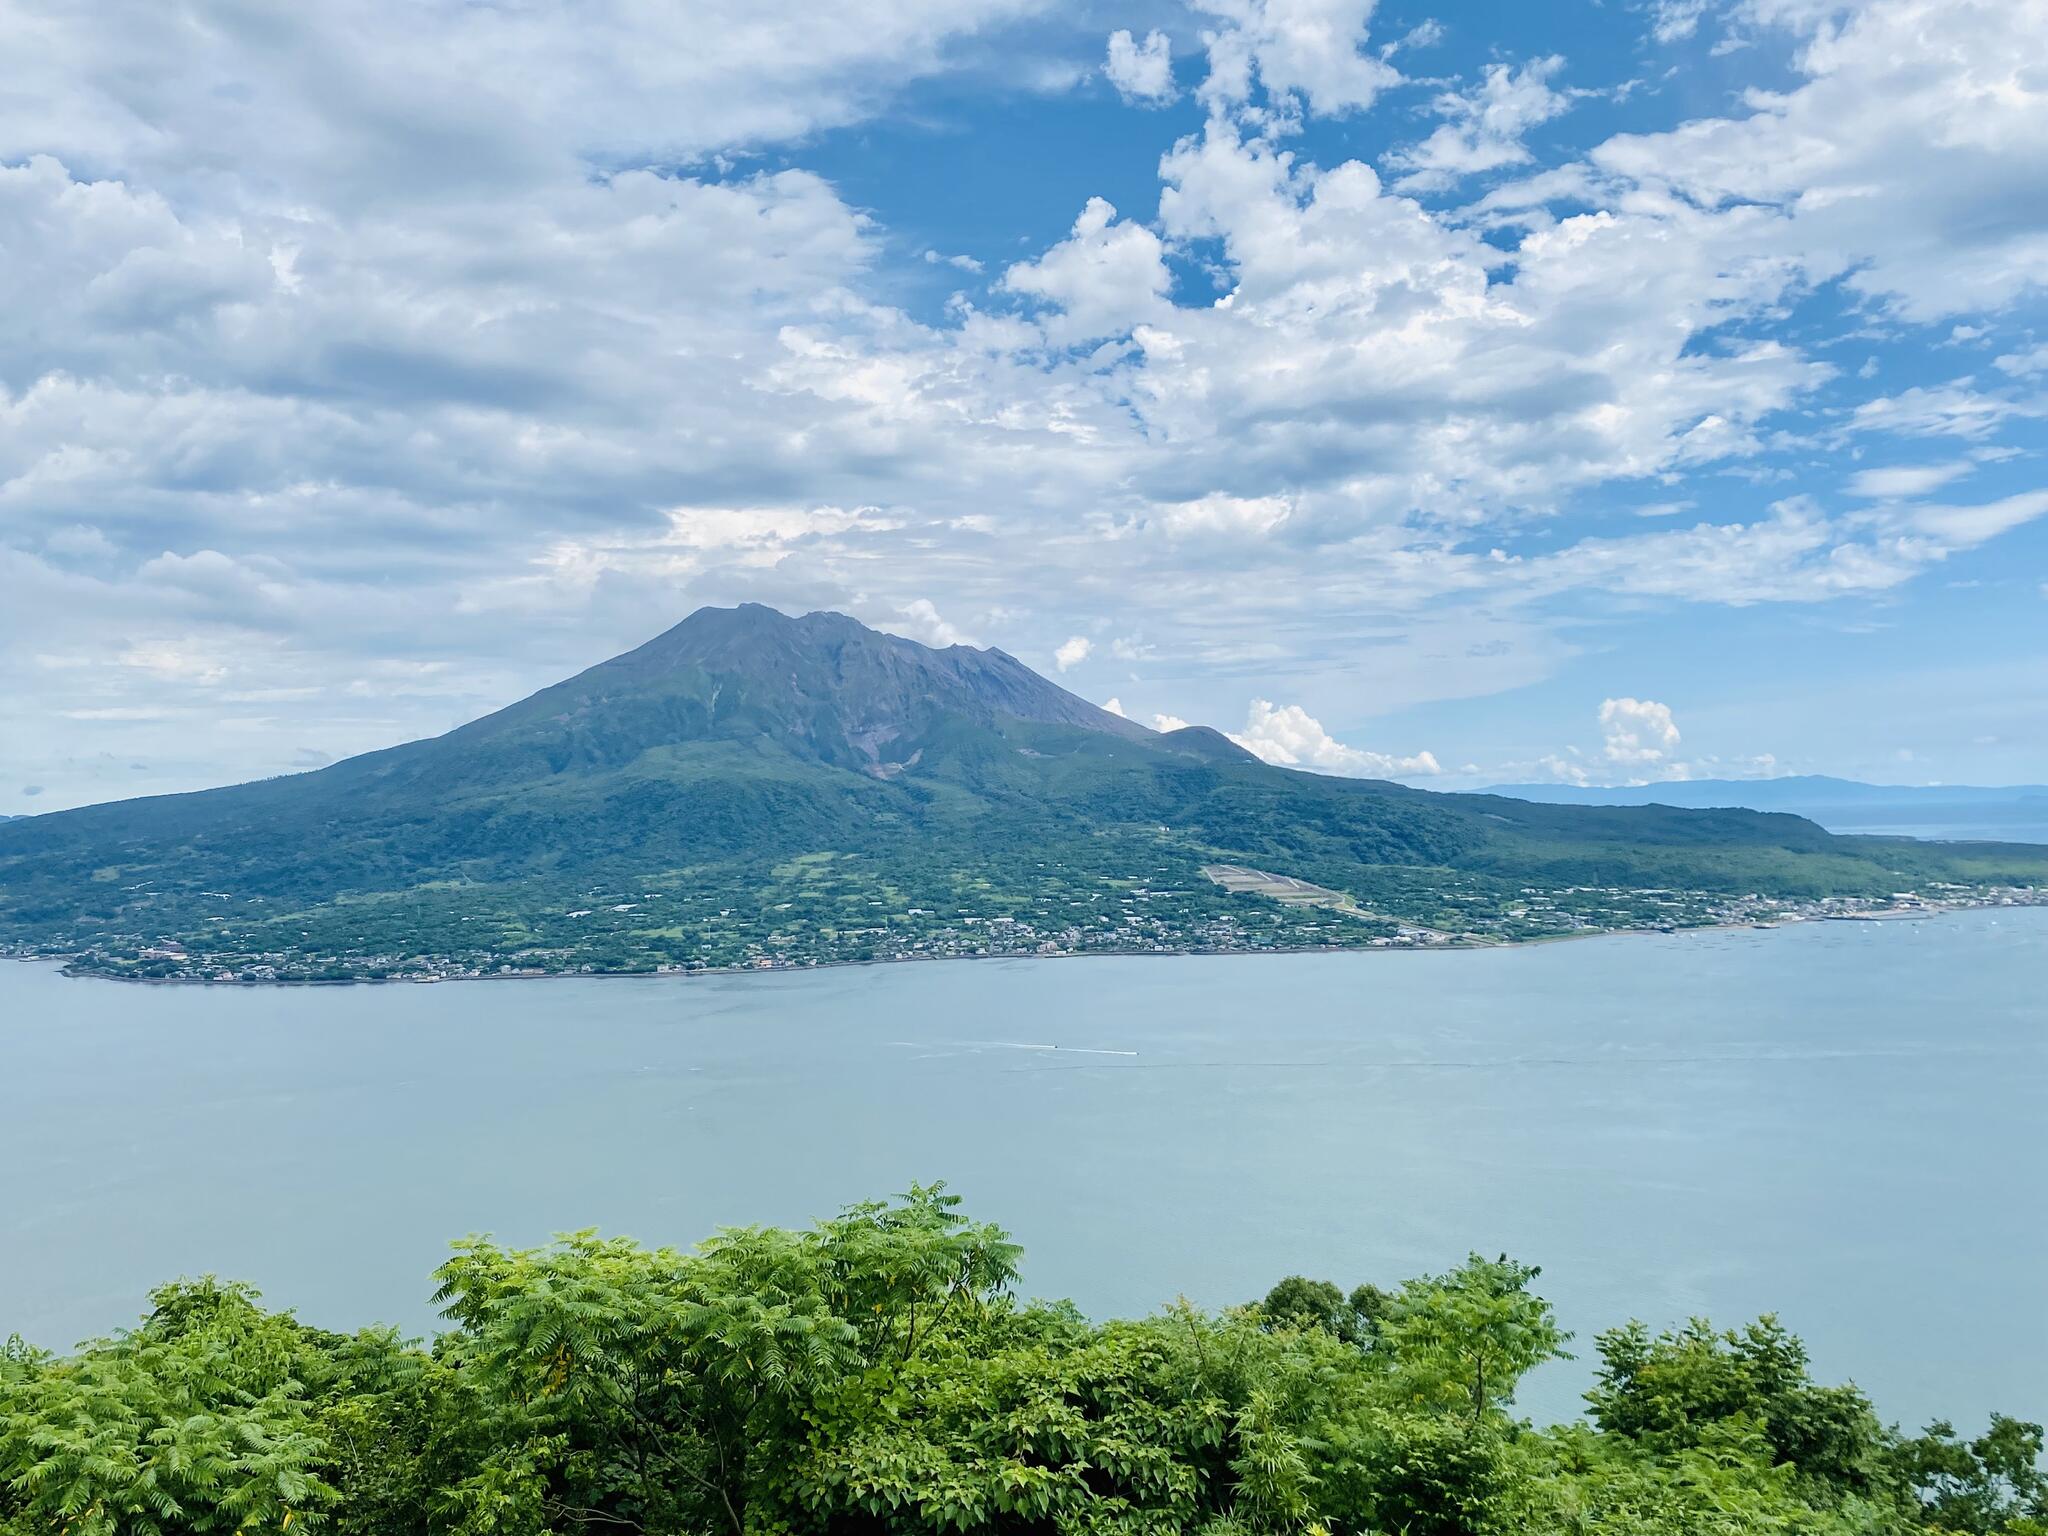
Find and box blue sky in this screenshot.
[2,0,2045,809]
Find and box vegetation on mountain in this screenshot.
[3,606,2044,980]
[3,1187,2040,1535]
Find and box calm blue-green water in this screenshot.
[3,909,2043,1427]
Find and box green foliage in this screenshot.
[1894,1416,2048,1535]
[1530,1419,1873,1535]
[1587,1315,1891,1496]
[1380,1254,1570,1423]
[422,1184,1020,1534]
[1257,1277,1395,1350]
[3,1191,2039,1536]
[0,1280,334,1536]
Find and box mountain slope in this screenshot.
[4,607,2043,980]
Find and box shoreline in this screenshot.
[11,896,2032,990]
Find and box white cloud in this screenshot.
[1590,0,2048,321]
[1902,490,2048,546]
[1599,696,1681,766]
[1105,29,1178,105]
[1101,701,1210,736]
[1849,382,2027,440]
[1845,461,1973,499]
[1152,492,1294,538]
[118,642,229,685]
[1228,698,1442,777]
[889,598,974,648]
[1993,343,2048,377]
[1510,489,2048,606]
[1394,20,1445,52]
[1193,0,1403,116]
[1000,197,1171,342]
[1054,635,1092,671]
[0,0,1037,200]
[1387,56,1571,192]
[1650,0,1714,43]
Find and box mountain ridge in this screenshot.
[1488,775,2048,840]
[1489,774,2048,807]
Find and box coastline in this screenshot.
[11,893,2034,989]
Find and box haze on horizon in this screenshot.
[3,0,2046,814]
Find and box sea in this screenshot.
[3,906,2043,1428]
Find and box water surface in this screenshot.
[4,909,2043,1426]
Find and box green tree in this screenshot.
[4,1191,2039,1536]
[0,1280,334,1536]
[1381,1254,1569,1424]
[1258,1277,1394,1348]
[1895,1415,2048,1534]
[426,1183,1018,1534]
[1587,1315,1893,1497]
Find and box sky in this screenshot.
[2,0,2046,812]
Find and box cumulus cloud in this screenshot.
[1228,699,1442,777]
[1054,635,1092,671]
[1105,29,1177,104]
[1193,0,1402,116]
[1103,696,1196,735]
[1386,56,1571,192]
[1589,0,2048,321]
[890,598,974,648]
[1001,197,1171,343]
[1151,493,1294,538]
[1599,697,1682,767]
[1524,699,1799,788]
[1537,752,1591,786]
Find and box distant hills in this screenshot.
[4,606,2044,980]
[1488,775,2048,841]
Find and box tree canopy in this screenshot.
[4,1187,2040,1535]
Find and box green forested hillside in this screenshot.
[3,1188,2041,1536]
[2,606,2042,979]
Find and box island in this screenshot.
[3,605,2042,983]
